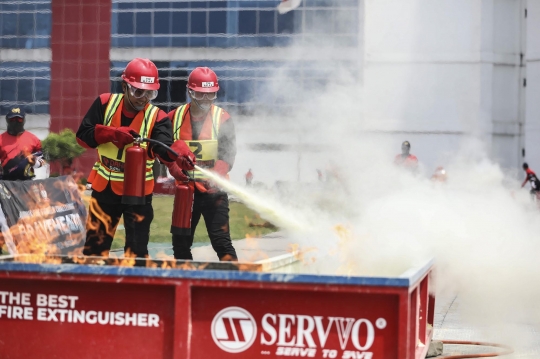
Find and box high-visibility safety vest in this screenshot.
[172,104,225,182]
[90,94,159,196]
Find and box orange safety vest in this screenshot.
[89,94,159,196]
[172,103,227,192]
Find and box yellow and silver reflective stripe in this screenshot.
[97,165,124,181]
[210,106,222,140]
[173,105,188,141]
[141,105,159,139]
[97,164,153,181]
[104,94,123,126]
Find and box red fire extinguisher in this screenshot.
[170,174,194,236]
[122,138,147,205]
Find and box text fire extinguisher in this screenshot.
[170,173,194,236]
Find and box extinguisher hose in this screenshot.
[140,138,178,157]
[138,137,195,176]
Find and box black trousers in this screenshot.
[172,191,237,261]
[83,198,154,258]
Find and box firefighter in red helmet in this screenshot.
[166,67,238,261]
[76,58,196,258]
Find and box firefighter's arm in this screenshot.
[150,113,195,170]
[76,96,108,149]
[522,177,528,188]
[216,115,236,172]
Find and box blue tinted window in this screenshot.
[36,13,51,32]
[35,79,50,101]
[153,12,170,34]
[277,11,294,33]
[117,12,134,34]
[258,11,275,34]
[18,13,35,36]
[154,2,171,9]
[0,80,17,101]
[190,1,208,9]
[135,36,152,46]
[209,11,226,34]
[172,12,188,34]
[238,11,256,34]
[135,12,151,34]
[172,2,189,9]
[17,80,34,102]
[191,12,207,34]
[135,2,153,10]
[118,3,134,9]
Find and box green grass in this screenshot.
[110,195,277,250]
[0,195,277,253]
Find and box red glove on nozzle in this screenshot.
[170,140,196,171]
[165,161,189,182]
[213,160,229,177]
[95,125,136,149]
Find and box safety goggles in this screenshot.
[189,90,217,101]
[127,83,158,101]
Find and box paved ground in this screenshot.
[111,231,293,263]
[433,294,540,358]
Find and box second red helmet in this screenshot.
[187,67,219,92]
[121,58,160,91]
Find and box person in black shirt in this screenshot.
[521,163,540,201]
[76,58,196,258]
[166,67,238,261]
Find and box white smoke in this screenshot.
[225,0,539,355]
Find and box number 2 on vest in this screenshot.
[188,142,203,159]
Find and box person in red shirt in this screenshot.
[166,67,237,261]
[245,168,253,186]
[521,163,540,201]
[394,141,418,171]
[0,107,44,181]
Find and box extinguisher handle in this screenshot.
[139,137,195,180]
[140,137,178,157]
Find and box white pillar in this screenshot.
[363,0,524,171]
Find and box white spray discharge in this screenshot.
[194,165,308,232]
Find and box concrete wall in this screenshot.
[524,1,540,172]
[363,0,527,173]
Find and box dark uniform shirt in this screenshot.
[523,168,540,191]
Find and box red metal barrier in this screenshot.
[0,258,433,359]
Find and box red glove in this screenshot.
[95,125,136,149]
[213,160,229,177]
[170,140,196,171]
[165,162,189,182]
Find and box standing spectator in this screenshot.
[0,107,44,181]
[317,169,323,182]
[394,141,418,171]
[245,168,253,186]
[521,163,540,202]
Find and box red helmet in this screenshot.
[187,67,219,92]
[121,58,160,90]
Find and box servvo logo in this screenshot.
[211,307,387,358]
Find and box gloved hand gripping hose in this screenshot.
[137,137,194,177]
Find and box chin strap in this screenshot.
[192,98,211,112]
[125,93,146,111]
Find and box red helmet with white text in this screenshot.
[187,67,219,92]
[121,58,160,90]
